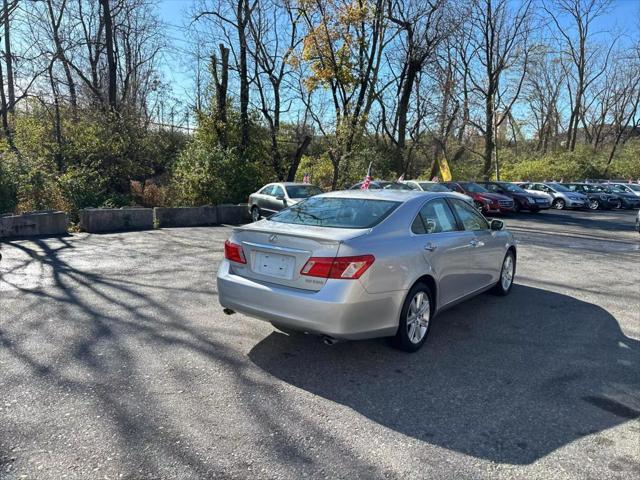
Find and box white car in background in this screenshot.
[513,182,554,203]
[403,180,474,205]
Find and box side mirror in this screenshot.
[490,219,504,231]
[275,195,285,201]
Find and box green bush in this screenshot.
[0,159,17,214]
[171,140,267,206]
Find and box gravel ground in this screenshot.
[0,208,638,480]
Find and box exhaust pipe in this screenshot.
[322,336,339,346]
[223,308,235,315]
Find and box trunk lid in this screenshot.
[230,221,368,291]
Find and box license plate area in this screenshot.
[253,251,296,279]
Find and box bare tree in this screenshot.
[466,0,533,179]
[543,0,613,151]
[384,0,454,175]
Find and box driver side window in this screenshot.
[272,185,285,198]
[450,199,489,231]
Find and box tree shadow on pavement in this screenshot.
[249,284,640,465]
[0,234,384,478]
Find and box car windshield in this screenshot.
[499,183,526,193]
[461,183,489,193]
[270,197,401,229]
[627,184,640,192]
[549,183,570,192]
[285,185,323,198]
[419,183,450,192]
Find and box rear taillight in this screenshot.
[301,255,374,280]
[224,240,246,264]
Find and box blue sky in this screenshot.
[155,0,640,125]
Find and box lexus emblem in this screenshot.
[268,234,278,243]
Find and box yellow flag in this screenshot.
[438,157,452,181]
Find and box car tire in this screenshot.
[589,199,600,210]
[530,207,541,213]
[492,250,516,296]
[513,201,521,213]
[613,199,622,209]
[391,282,433,353]
[552,198,565,210]
[251,206,260,222]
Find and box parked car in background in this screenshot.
[248,183,323,222]
[562,183,620,210]
[218,190,517,352]
[597,184,640,209]
[519,182,588,210]
[476,181,551,212]
[604,182,640,197]
[349,180,414,191]
[441,181,515,214]
[402,180,474,204]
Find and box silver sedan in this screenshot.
[217,190,517,352]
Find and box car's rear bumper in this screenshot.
[216,260,404,340]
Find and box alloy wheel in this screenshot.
[553,199,565,210]
[589,199,599,210]
[501,254,514,291]
[251,207,260,222]
[406,291,430,344]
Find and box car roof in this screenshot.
[270,182,314,186]
[319,189,449,203]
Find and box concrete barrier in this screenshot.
[217,204,250,225]
[154,206,218,228]
[79,208,154,233]
[0,211,68,239]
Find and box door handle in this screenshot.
[424,242,438,252]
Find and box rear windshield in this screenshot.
[419,183,450,192]
[270,197,401,229]
[285,185,323,198]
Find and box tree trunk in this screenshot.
[286,135,312,182]
[483,92,495,180]
[211,44,229,148]
[3,0,15,114]
[237,0,250,156]
[100,0,118,111]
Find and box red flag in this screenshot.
[431,176,439,182]
[361,162,372,190]
[303,173,310,184]
[398,173,405,182]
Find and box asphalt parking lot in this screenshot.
[1,209,639,479]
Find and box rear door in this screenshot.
[410,198,474,306]
[448,198,503,290]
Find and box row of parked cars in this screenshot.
[247,179,640,221]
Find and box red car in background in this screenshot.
[441,182,515,214]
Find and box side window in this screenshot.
[567,185,576,191]
[260,185,274,195]
[450,199,489,231]
[272,185,285,197]
[411,199,459,234]
[485,184,498,192]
